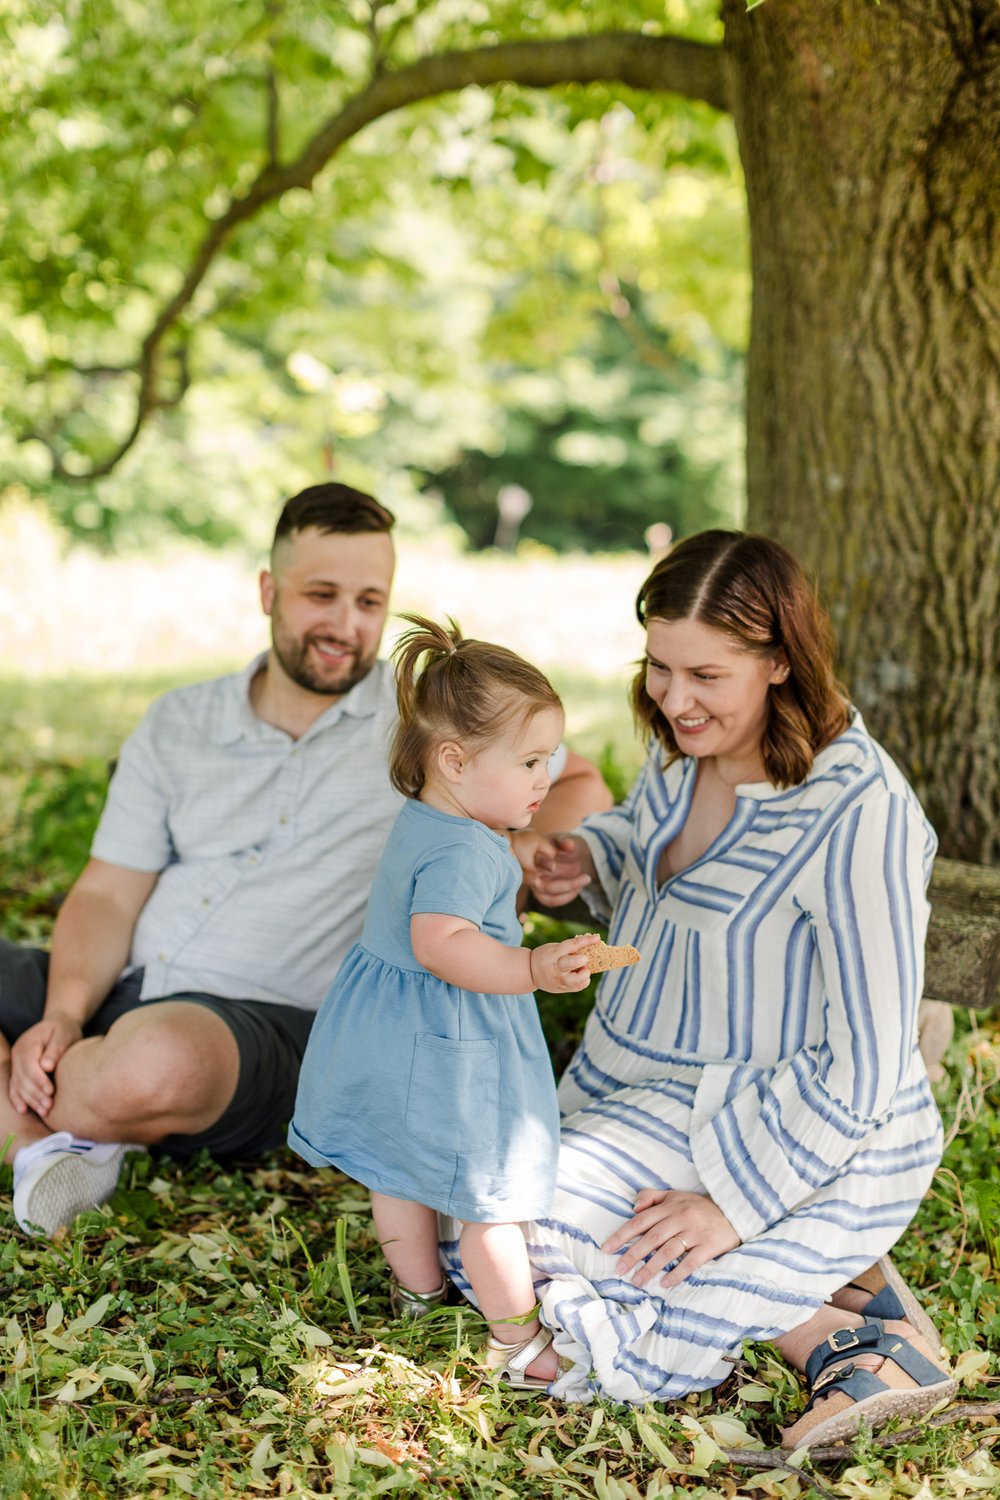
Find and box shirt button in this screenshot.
[279,816,289,826]
[158,951,167,961]
[202,896,211,906]
[248,854,258,864]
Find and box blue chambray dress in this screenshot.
[289,799,559,1221]
[441,716,945,1402]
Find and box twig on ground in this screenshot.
[716,1451,840,1500]
[719,1399,1000,1473]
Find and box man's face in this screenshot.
[260,527,395,699]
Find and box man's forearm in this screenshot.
[45,891,134,1024]
[44,863,156,1023]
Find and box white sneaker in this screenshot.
[12,1133,127,1236]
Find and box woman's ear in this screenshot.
[436,740,465,784]
[770,651,791,685]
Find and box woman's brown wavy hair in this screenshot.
[389,615,562,798]
[632,530,850,788]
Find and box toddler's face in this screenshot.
[458,706,564,833]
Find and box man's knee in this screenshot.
[57,1004,240,1129]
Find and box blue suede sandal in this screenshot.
[782,1315,958,1449]
[846,1254,942,1351]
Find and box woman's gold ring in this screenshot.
[676,1235,689,1255]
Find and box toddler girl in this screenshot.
[289,616,596,1387]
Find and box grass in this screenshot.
[0,529,998,1496]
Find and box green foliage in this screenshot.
[0,0,747,554]
[0,1014,995,1496]
[968,1180,1000,1272]
[15,761,107,874]
[0,761,107,936]
[425,308,743,553]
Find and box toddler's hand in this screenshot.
[528,933,600,994]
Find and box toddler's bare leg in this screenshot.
[370,1191,442,1293]
[460,1221,558,1380]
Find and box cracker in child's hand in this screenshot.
[583,941,641,974]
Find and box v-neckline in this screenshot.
[651,758,756,895]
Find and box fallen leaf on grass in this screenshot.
[65,1292,114,1334]
[953,1349,992,1387]
[701,1413,762,1450]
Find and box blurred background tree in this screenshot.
[0,0,746,554]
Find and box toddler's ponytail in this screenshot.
[388,614,561,799]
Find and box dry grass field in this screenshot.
[0,502,648,775]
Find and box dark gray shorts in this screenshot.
[0,938,314,1161]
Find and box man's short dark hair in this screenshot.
[272,483,395,552]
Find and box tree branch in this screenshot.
[45,28,726,480]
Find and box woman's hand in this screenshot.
[529,933,600,993]
[512,832,595,908]
[602,1188,741,1288]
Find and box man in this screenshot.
[0,483,608,1236]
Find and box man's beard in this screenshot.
[272,630,376,697]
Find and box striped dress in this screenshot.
[443,717,944,1403]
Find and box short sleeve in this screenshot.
[90,706,174,873]
[410,837,506,930]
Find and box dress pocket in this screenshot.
[405,1033,499,1153]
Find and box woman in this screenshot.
[458,531,957,1447]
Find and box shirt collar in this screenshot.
[214,653,390,745]
[735,707,867,800]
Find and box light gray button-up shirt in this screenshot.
[91,655,403,1010]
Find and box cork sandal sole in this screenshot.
[782,1329,958,1450]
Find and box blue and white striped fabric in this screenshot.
[442,716,944,1402]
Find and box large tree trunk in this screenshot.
[720,0,1000,861]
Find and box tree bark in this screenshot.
[721,0,1000,861]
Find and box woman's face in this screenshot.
[644,616,786,776]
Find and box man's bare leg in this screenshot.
[45,1002,241,1143]
[9,1003,241,1235]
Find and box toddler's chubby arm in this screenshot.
[510,831,597,908]
[411,914,597,995]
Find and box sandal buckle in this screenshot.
[828,1327,860,1352]
[813,1360,854,1391]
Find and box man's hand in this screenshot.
[9,857,158,1118]
[528,933,600,993]
[512,832,595,908]
[9,1014,84,1116]
[601,1188,741,1288]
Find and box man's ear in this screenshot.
[260,569,275,617]
[437,740,465,784]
